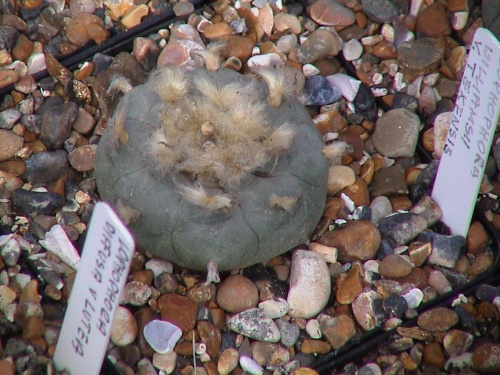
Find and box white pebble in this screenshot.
[27,53,46,75]
[363,259,380,284]
[145,259,173,277]
[452,11,469,31]
[403,288,424,309]
[247,53,283,68]
[144,320,182,354]
[240,356,264,375]
[326,73,361,102]
[381,24,394,42]
[309,243,338,263]
[111,306,138,347]
[258,297,289,319]
[287,250,331,318]
[305,319,322,339]
[39,224,80,270]
[342,38,363,61]
[445,352,473,370]
[302,63,320,78]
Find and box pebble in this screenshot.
[240,356,264,375]
[0,109,22,129]
[397,38,445,80]
[443,329,474,357]
[373,108,421,158]
[274,13,301,34]
[325,73,361,102]
[145,258,173,277]
[361,0,399,23]
[251,341,290,366]
[353,83,377,120]
[111,306,138,347]
[377,213,429,247]
[22,316,45,340]
[418,232,465,269]
[122,281,152,306]
[370,196,393,226]
[216,274,259,313]
[158,293,197,332]
[198,320,221,357]
[417,307,458,332]
[370,164,408,197]
[466,221,489,255]
[227,308,280,342]
[378,254,413,279]
[258,297,289,319]
[218,348,239,375]
[277,34,298,53]
[287,250,331,318]
[275,318,300,347]
[152,351,177,373]
[428,269,452,295]
[0,130,23,162]
[308,0,355,27]
[12,188,63,215]
[472,342,500,373]
[306,319,322,339]
[172,2,194,17]
[0,69,20,89]
[336,262,363,304]
[383,293,408,319]
[320,314,356,349]
[416,2,451,38]
[67,144,97,172]
[65,12,110,46]
[0,360,14,375]
[22,150,70,185]
[0,285,16,310]
[352,290,385,331]
[143,320,182,354]
[40,101,78,150]
[327,165,356,195]
[304,75,342,105]
[247,53,283,68]
[297,29,341,64]
[342,38,363,61]
[301,339,332,354]
[423,342,446,369]
[319,220,381,262]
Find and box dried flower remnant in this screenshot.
[95,60,329,271]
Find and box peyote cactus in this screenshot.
[95,56,329,271]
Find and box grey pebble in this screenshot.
[377,212,429,247]
[362,0,399,23]
[22,150,69,185]
[0,109,22,129]
[275,318,300,347]
[227,308,280,342]
[143,319,182,354]
[40,101,78,150]
[392,92,418,112]
[417,232,465,268]
[12,189,63,215]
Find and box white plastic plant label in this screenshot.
[54,202,135,375]
[432,28,500,237]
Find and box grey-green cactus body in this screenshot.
[95,67,328,271]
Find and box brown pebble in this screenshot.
[468,252,494,277]
[308,0,355,27]
[218,348,239,375]
[408,242,431,267]
[466,221,488,255]
[293,369,320,375]
[336,262,363,304]
[130,269,154,285]
[301,339,332,354]
[319,220,380,262]
[417,307,458,332]
[158,293,197,332]
[250,341,290,366]
[472,343,500,373]
[320,314,356,349]
[338,177,370,207]
[68,144,97,172]
[379,254,413,279]
[416,2,451,38]
[66,12,110,46]
[423,342,446,369]
[22,316,45,340]
[216,274,259,313]
[12,34,33,61]
[197,320,221,358]
[0,69,20,89]
[203,22,233,39]
[19,279,41,304]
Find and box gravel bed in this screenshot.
[0,0,500,374]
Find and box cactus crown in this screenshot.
[137,65,295,210]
